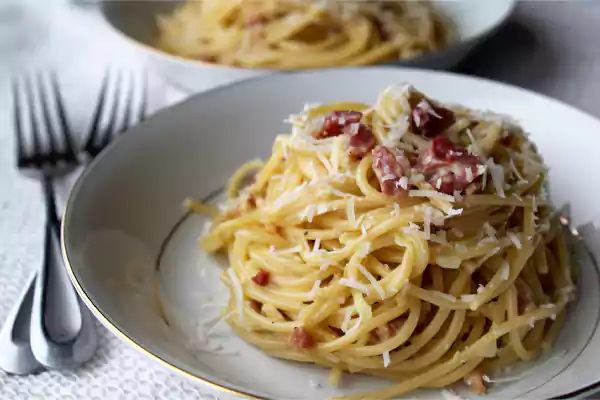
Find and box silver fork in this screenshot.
[83,69,147,158]
[0,73,97,374]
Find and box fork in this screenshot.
[83,69,148,158]
[0,73,97,374]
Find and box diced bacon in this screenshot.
[249,299,262,313]
[431,136,477,163]
[246,193,256,208]
[372,146,411,197]
[312,110,374,157]
[290,327,315,350]
[410,99,455,138]
[464,367,486,395]
[417,137,484,195]
[251,269,270,286]
[370,318,405,343]
[346,123,375,157]
[245,14,269,28]
[313,110,363,139]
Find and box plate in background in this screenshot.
[99,0,515,93]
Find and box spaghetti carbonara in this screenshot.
[156,0,453,69]
[191,85,575,399]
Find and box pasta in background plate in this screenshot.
[190,85,576,399]
[156,0,453,69]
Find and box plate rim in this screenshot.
[62,65,600,400]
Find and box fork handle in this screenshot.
[0,271,42,375]
[29,176,97,369]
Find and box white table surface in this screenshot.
[1,1,600,399]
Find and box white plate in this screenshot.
[100,0,515,93]
[63,67,600,400]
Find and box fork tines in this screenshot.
[12,73,77,170]
[83,70,148,158]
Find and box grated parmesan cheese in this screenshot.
[346,198,356,224]
[339,278,370,295]
[409,173,426,184]
[466,128,486,160]
[446,207,463,217]
[507,232,522,249]
[451,227,464,238]
[205,310,236,337]
[357,243,371,258]
[346,316,363,336]
[316,204,329,215]
[354,214,366,229]
[341,306,354,332]
[466,167,474,182]
[483,222,496,238]
[487,158,506,198]
[500,260,510,280]
[437,256,462,269]
[402,226,427,239]
[356,263,385,300]
[272,182,308,210]
[320,263,331,271]
[423,206,432,240]
[461,294,476,303]
[509,158,525,181]
[317,151,334,175]
[227,268,245,326]
[361,224,368,236]
[303,205,316,222]
[309,280,322,299]
[409,190,455,202]
[478,236,497,247]
[272,245,303,255]
[430,231,448,244]
[313,238,321,252]
[397,176,409,190]
[330,186,356,198]
[383,351,391,368]
[393,202,401,216]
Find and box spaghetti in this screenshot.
[193,85,575,398]
[156,0,453,69]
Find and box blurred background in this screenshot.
[2,1,600,119]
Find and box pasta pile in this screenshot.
[156,0,453,69]
[192,85,575,399]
